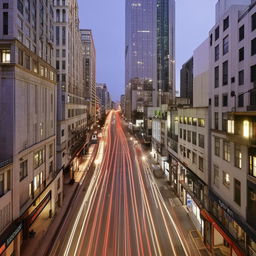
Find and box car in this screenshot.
[91,134,98,143]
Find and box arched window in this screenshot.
[62,9,66,22]
[62,0,65,6]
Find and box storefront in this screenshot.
[0,222,22,256]
[177,164,206,235]
[22,191,52,240]
[200,190,256,256]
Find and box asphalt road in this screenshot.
[56,111,190,256]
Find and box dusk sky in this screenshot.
[78,0,216,101]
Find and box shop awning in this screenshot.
[201,210,244,256]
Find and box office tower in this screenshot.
[125,0,175,123]
[180,57,193,104]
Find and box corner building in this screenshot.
[0,1,62,255]
[206,0,256,255]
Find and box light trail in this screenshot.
[59,111,195,256]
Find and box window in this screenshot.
[180,128,182,139]
[199,157,204,171]
[62,74,66,82]
[3,3,9,9]
[49,161,53,173]
[234,179,241,206]
[192,118,197,126]
[239,70,244,85]
[214,95,219,106]
[25,54,30,70]
[188,117,192,125]
[249,156,256,178]
[192,152,197,164]
[183,130,186,141]
[62,61,66,70]
[210,34,213,46]
[62,9,66,22]
[215,137,220,157]
[234,145,242,169]
[243,120,250,138]
[222,94,228,107]
[223,171,230,188]
[61,129,64,137]
[223,141,231,162]
[20,160,28,181]
[251,65,256,82]
[56,26,60,45]
[0,173,4,197]
[239,25,244,41]
[223,61,228,85]
[18,49,23,66]
[187,131,191,142]
[199,134,205,148]
[34,149,45,169]
[56,49,60,58]
[198,118,205,127]
[1,49,10,63]
[187,149,191,160]
[238,94,244,107]
[223,36,229,55]
[62,27,66,45]
[213,165,219,187]
[62,49,66,57]
[215,66,219,88]
[192,132,197,145]
[3,12,8,35]
[227,120,234,134]
[215,26,219,41]
[49,144,53,158]
[252,12,256,31]
[215,112,219,130]
[56,60,59,69]
[222,112,227,132]
[252,38,256,56]
[223,16,229,31]
[239,47,244,62]
[215,45,219,61]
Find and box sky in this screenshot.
[78,0,217,101]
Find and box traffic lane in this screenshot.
[129,142,189,256]
[54,113,115,256]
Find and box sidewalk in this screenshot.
[20,145,96,256]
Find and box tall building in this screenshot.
[157,0,176,105]
[0,1,62,255]
[207,0,256,254]
[180,57,193,104]
[54,0,87,174]
[125,0,175,123]
[81,29,96,127]
[96,83,109,114]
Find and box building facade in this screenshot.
[0,1,62,255]
[207,0,256,254]
[54,0,87,173]
[81,29,96,127]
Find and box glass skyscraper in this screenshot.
[125,0,175,122]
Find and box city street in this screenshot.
[53,111,194,256]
